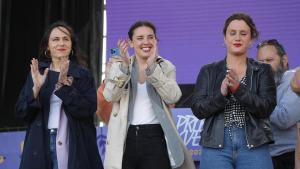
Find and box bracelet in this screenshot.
[64,76,73,86]
[55,82,64,90]
[56,76,74,90]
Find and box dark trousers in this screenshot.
[272,151,295,169]
[122,124,171,169]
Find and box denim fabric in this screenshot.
[50,129,58,169]
[200,127,273,169]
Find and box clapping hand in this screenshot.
[226,69,240,93]
[58,59,70,85]
[30,58,48,98]
[146,39,158,67]
[220,69,240,96]
[221,77,229,96]
[118,39,131,66]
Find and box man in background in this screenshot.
[257,39,300,169]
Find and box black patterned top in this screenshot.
[224,76,247,128]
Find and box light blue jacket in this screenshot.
[269,68,300,156]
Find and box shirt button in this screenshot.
[57,141,62,146]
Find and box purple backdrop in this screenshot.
[106,0,300,84]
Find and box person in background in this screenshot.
[15,21,103,169]
[191,13,276,169]
[103,20,195,169]
[257,39,300,169]
[0,155,6,165]
[95,58,115,124]
[290,64,300,169]
[294,68,300,169]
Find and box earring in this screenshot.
[44,50,51,58]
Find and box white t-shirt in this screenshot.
[48,93,62,129]
[131,83,159,125]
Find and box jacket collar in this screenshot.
[220,57,260,72]
[130,55,163,65]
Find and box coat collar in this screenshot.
[218,56,261,72]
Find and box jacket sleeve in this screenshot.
[270,73,300,129]
[146,60,182,104]
[103,61,130,102]
[191,66,228,119]
[15,73,41,122]
[233,64,276,119]
[55,70,97,119]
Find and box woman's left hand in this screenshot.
[146,40,158,67]
[58,60,70,85]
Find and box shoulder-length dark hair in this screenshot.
[38,21,84,65]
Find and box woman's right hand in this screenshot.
[30,58,48,98]
[221,77,229,96]
[117,39,131,66]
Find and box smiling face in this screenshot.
[129,26,157,60]
[47,26,72,60]
[224,20,252,56]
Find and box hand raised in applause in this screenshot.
[57,59,71,85]
[118,39,131,67]
[221,77,229,96]
[146,39,158,67]
[226,69,240,93]
[30,58,49,98]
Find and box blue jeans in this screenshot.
[50,129,58,169]
[200,127,273,169]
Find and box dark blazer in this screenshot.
[191,58,276,149]
[15,61,103,169]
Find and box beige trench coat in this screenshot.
[103,56,195,169]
